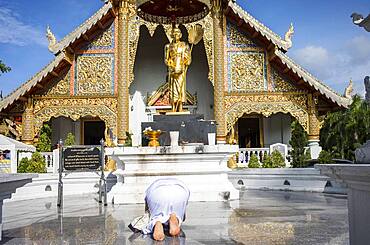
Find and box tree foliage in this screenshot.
[271,150,286,168]
[36,124,52,152]
[18,152,46,173]
[0,60,11,75]
[320,95,370,161]
[65,132,76,146]
[318,150,333,164]
[262,151,273,168]
[289,120,308,168]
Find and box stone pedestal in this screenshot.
[142,114,216,146]
[0,174,35,241]
[106,145,239,204]
[316,164,370,245]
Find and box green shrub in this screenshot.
[124,131,132,147]
[37,124,51,152]
[305,148,312,161]
[18,152,46,173]
[271,150,286,168]
[65,132,75,146]
[262,152,273,168]
[248,153,260,168]
[318,150,333,164]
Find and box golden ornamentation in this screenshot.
[117,1,130,144]
[33,97,117,137]
[44,69,70,96]
[228,24,255,47]
[143,129,163,147]
[21,98,35,144]
[144,22,159,37]
[271,68,301,92]
[76,55,113,95]
[165,26,192,112]
[307,94,320,138]
[89,25,113,48]
[230,52,265,91]
[212,8,227,141]
[225,94,309,133]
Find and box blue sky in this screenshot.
[0,0,369,97]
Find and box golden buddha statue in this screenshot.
[165,26,192,112]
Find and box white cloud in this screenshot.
[0,7,47,47]
[291,36,370,97]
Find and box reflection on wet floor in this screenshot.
[2,190,349,244]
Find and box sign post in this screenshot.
[57,139,107,210]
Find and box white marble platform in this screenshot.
[0,174,36,241]
[106,145,239,204]
[316,164,370,245]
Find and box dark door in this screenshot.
[238,118,261,148]
[83,121,105,145]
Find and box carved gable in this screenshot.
[227,22,257,48]
[42,69,70,96]
[271,67,301,92]
[84,22,114,50]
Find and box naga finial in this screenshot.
[284,23,294,49]
[46,25,57,53]
[344,79,354,99]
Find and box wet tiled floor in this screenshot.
[2,190,348,244]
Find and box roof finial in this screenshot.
[344,79,354,98]
[284,23,294,49]
[46,25,57,53]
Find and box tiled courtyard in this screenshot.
[2,190,349,244]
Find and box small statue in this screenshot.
[46,25,57,52]
[365,76,370,103]
[284,23,294,49]
[344,79,353,99]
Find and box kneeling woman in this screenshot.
[138,178,190,241]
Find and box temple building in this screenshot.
[0,0,351,153]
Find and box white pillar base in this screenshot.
[308,139,322,159]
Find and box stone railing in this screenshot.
[41,152,53,173]
[237,146,293,167]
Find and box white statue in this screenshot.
[344,79,353,99]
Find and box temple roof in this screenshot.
[275,50,350,107]
[0,1,351,112]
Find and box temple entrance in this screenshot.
[238,116,262,148]
[82,120,105,145]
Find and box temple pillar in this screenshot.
[21,98,35,145]
[116,0,130,145]
[307,94,321,159]
[211,0,227,144]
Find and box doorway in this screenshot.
[83,120,105,145]
[238,117,262,148]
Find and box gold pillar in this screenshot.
[211,0,227,144]
[307,94,320,141]
[22,98,35,145]
[116,0,130,145]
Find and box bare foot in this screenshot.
[169,213,181,236]
[153,221,165,241]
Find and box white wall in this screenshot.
[129,25,214,120]
[263,113,292,147]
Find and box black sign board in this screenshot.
[63,146,101,171]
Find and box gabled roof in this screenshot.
[228,1,291,51]
[49,2,112,54]
[0,53,65,111]
[274,50,351,108]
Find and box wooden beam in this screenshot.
[297,79,305,85]
[82,34,90,41]
[252,30,258,38]
[110,7,117,17]
[35,84,44,89]
[267,43,274,51]
[98,20,104,29]
[63,50,74,65]
[283,67,290,74]
[66,46,74,54]
[237,19,244,27]
[50,71,59,77]
[268,52,276,61]
[19,96,28,102]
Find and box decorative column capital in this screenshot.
[211,0,223,20]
